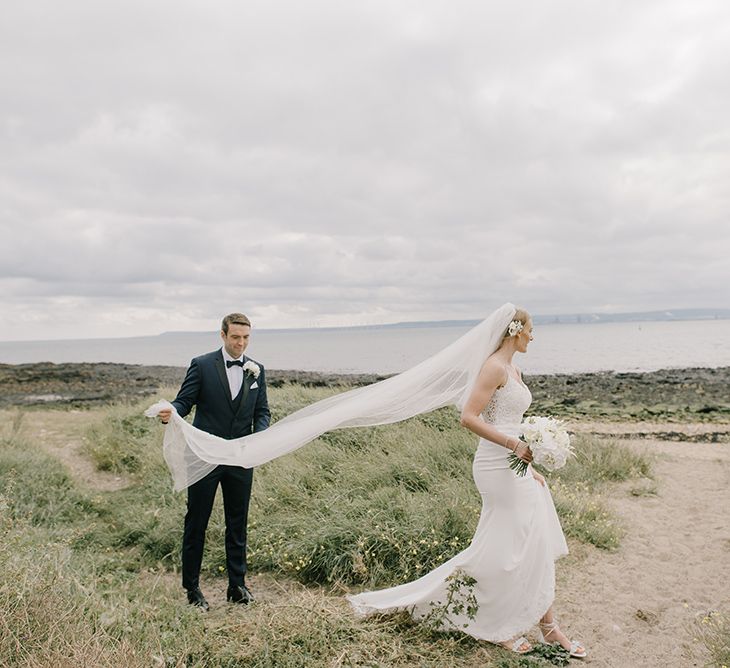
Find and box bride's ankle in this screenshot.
[539,620,566,643]
[539,620,558,634]
[539,620,587,658]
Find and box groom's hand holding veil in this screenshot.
[157,408,172,424]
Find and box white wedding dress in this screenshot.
[347,374,568,642]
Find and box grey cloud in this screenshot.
[2,0,729,340]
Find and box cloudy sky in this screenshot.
[2,0,729,341]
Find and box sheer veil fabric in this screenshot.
[145,303,517,491]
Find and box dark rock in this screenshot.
[0,363,728,423]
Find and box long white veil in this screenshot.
[146,303,516,490]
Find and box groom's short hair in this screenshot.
[222,313,251,334]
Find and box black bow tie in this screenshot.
[226,359,244,368]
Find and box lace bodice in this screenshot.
[482,374,532,425]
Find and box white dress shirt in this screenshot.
[221,347,244,399]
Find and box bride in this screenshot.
[146,303,586,657]
[347,308,586,657]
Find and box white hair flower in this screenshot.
[508,320,524,337]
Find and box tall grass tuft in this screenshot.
[695,611,730,668]
[244,415,483,587]
[84,406,159,474]
[553,433,652,488]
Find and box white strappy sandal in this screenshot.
[497,636,532,654]
[538,620,587,658]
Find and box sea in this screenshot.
[1,319,728,375]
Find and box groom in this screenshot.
[158,312,270,610]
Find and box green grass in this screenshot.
[80,393,651,582]
[0,387,656,667]
[695,611,730,668]
[0,497,500,667]
[551,432,652,488]
[80,388,653,577]
[84,406,159,474]
[0,415,98,527]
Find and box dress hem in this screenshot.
[346,548,568,644]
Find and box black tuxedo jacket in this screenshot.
[171,349,271,441]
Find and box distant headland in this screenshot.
[159,307,730,335]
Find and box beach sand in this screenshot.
[553,421,730,666]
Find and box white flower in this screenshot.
[518,415,574,472]
[242,360,260,379]
[508,320,524,336]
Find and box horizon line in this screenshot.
[1,307,729,345]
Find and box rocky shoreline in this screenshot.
[0,363,388,409]
[1,362,728,423]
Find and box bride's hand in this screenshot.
[513,442,533,463]
[532,470,546,486]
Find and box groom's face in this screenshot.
[221,323,251,359]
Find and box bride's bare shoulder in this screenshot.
[479,356,509,388]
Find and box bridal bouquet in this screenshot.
[508,416,574,477]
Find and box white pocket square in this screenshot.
[250,382,258,389]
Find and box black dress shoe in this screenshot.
[227,584,254,604]
[186,587,209,611]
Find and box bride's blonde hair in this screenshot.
[504,307,531,338]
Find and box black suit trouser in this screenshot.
[182,464,253,590]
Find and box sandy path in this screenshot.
[554,431,730,667]
[1,408,131,492]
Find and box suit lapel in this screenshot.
[214,351,235,410]
[239,355,251,411]
[240,374,253,413]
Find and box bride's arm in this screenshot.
[459,360,532,462]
